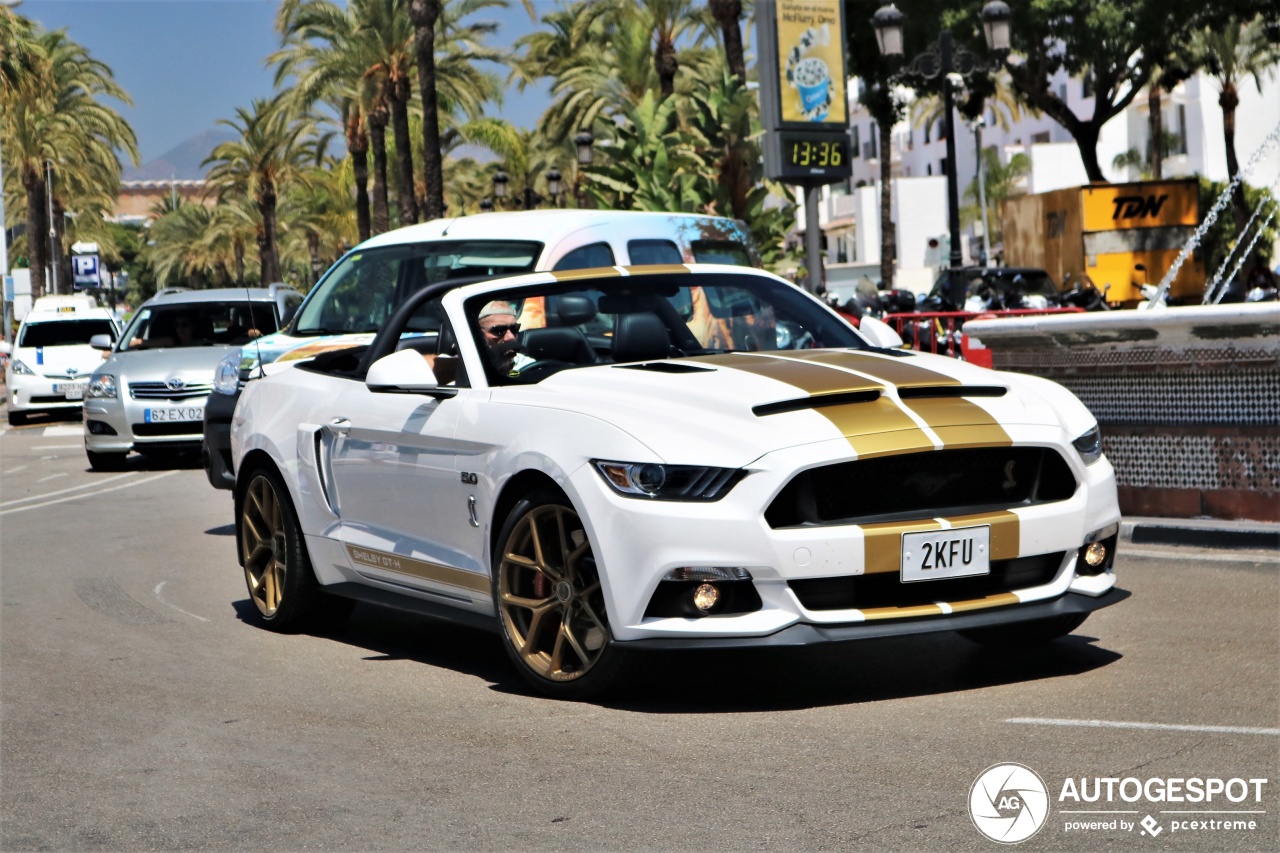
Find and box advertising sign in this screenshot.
[775,0,848,126]
[72,254,100,290]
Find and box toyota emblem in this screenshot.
[166,377,186,391]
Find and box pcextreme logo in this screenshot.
[969,763,1051,844]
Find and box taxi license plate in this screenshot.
[54,382,87,400]
[900,525,990,582]
[145,406,203,423]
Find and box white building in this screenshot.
[800,62,1280,295]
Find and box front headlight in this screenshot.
[9,358,34,376]
[1072,425,1103,465]
[213,350,242,395]
[593,460,745,501]
[87,374,118,399]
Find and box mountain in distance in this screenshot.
[122,128,237,181]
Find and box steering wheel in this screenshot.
[513,359,574,382]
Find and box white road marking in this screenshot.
[3,465,29,474]
[1122,545,1280,565]
[33,445,80,451]
[36,472,68,483]
[42,426,83,437]
[1005,718,1280,736]
[153,582,210,623]
[0,471,136,507]
[0,471,177,515]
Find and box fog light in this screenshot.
[1084,542,1107,567]
[692,583,719,612]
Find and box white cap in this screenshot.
[478,300,517,319]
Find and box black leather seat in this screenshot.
[520,327,596,364]
[611,312,671,363]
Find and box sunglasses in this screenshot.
[481,323,519,338]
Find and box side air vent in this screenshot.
[754,390,881,416]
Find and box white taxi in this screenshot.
[6,296,120,425]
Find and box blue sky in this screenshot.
[19,0,550,165]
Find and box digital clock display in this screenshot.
[787,138,847,169]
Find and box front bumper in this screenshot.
[8,375,86,413]
[202,388,239,490]
[619,587,1129,649]
[84,393,208,454]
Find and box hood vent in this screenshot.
[754,390,881,417]
[897,385,1007,399]
[615,362,716,374]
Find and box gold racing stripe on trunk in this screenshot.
[345,545,491,594]
[547,266,623,282]
[859,510,1020,575]
[620,264,690,275]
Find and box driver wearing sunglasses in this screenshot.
[477,301,531,376]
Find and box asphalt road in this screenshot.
[2,416,1277,852]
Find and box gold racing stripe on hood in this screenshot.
[900,398,1012,448]
[859,510,1021,575]
[781,349,961,388]
[693,352,886,395]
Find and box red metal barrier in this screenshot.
[882,308,1084,364]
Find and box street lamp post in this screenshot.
[574,131,594,209]
[492,170,509,209]
[972,116,992,266]
[546,168,562,209]
[46,159,60,295]
[873,2,1011,302]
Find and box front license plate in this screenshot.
[55,382,87,400]
[900,525,991,582]
[144,406,203,423]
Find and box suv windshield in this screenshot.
[19,319,116,347]
[294,240,543,336]
[464,272,865,386]
[119,302,277,350]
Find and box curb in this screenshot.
[1121,519,1280,552]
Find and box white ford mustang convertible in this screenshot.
[231,263,1126,698]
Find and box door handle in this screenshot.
[328,417,351,435]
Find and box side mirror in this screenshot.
[89,334,114,351]
[858,315,905,349]
[365,348,442,393]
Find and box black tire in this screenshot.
[958,613,1089,647]
[493,488,627,699]
[7,410,25,426]
[237,465,353,633]
[86,449,128,471]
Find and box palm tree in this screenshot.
[408,0,445,220]
[960,149,1030,247]
[707,0,745,82]
[203,94,316,284]
[1,24,137,299]
[1190,14,1279,228]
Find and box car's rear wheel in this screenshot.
[958,613,1089,646]
[494,489,626,699]
[238,466,352,633]
[86,449,128,471]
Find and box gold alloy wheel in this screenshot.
[498,503,608,682]
[241,474,288,618]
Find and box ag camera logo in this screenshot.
[970,763,1050,844]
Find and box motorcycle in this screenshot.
[1058,272,1111,311]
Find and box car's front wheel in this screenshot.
[238,466,353,633]
[958,613,1089,646]
[493,489,627,699]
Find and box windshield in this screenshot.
[119,302,277,350]
[463,272,865,386]
[18,319,116,347]
[294,240,543,336]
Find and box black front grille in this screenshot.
[132,421,203,437]
[789,552,1065,611]
[30,395,79,405]
[129,381,212,401]
[766,447,1077,528]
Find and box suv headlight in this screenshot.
[9,358,34,376]
[593,460,745,501]
[213,350,242,395]
[1072,425,1103,465]
[87,374,118,399]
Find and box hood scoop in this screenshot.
[754,390,881,416]
[614,361,716,374]
[897,385,1007,399]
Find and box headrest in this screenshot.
[555,294,597,326]
[611,312,671,364]
[520,327,595,364]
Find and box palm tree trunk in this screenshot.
[234,240,245,285]
[259,184,281,284]
[22,165,48,300]
[409,0,445,221]
[879,120,895,288]
[368,109,391,235]
[709,0,745,81]
[390,78,419,225]
[1220,84,1248,231]
[655,38,678,98]
[1147,86,1164,180]
[348,112,372,242]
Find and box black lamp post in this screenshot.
[492,170,510,209]
[574,131,594,209]
[873,2,1011,299]
[546,168,563,209]
[480,198,494,212]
